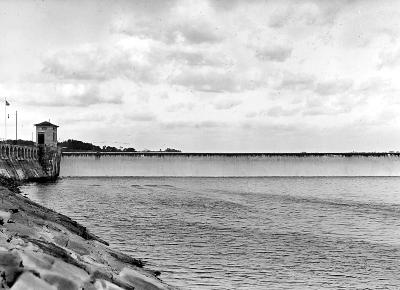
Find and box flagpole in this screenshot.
[4,98,6,141]
[15,110,17,141]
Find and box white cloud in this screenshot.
[277,73,315,91]
[378,48,400,69]
[214,99,242,110]
[42,43,156,83]
[171,69,239,92]
[20,82,122,107]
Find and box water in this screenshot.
[21,177,400,289]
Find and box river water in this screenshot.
[20,176,400,289]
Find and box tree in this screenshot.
[164,148,181,152]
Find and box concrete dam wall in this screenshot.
[60,152,400,177]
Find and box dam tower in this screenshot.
[34,121,61,179]
[34,121,58,147]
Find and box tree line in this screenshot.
[58,139,181,152]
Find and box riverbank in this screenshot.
[0,178,174,289]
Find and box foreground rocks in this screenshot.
[0,183,175,290]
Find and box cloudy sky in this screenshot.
[0,0,400,152]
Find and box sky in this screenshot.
[0,0,400,152]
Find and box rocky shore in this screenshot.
[0,178,175,290]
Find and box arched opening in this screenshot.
[1,146,4,159]
[6,147,9,159]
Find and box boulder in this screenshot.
[0,210,11,224]
[10,272,56,290]
[41,273,80,290]
[93,279,125,290]
[0,250,23,287]
[118,267,169,290]
[50,259,90,284]
[17,250,53,270]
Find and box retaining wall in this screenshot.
[0,144,59,181]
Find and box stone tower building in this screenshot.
[35,121,58,147]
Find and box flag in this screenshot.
[5,100,10,106]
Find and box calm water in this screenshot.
[21,177,400,289]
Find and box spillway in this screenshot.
[60,152,400,177]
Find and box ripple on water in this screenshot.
[20,177,400,289]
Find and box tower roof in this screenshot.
[34,121,59,128]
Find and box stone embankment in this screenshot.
[0,144,61,181]
[0,144,44,181]
[0,181,175,290]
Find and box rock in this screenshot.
[15,250,53,271]
[0,210,11,224]
[66,237,91,255]
[107,249,144,268]
[0,250,21,267]
[93,279,125,290]
[41,273,80,290]
[10,272,56,290]
[82,280,99,290]
[0,250,23,287]
[50,259,90,285]
[118,267,169,290]
[25,238,82,268]
[53,233,69,247]
[151,270,161,277]
[90,268,113,281]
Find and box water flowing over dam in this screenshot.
[60,152,400,177]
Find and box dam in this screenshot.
[60,152,400,177]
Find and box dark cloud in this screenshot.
[179,24,223,44]
[255,45,292,62]
[314,79,353,96]
[268,0,346,29]
[208,0,242,11]
[167,50,229,67]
